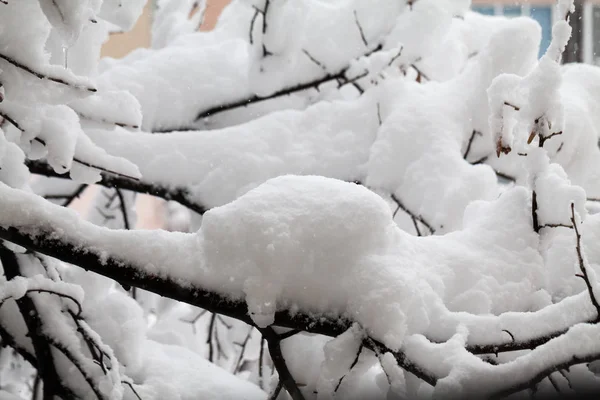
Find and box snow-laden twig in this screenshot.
[0,53,96,92]
[193,43,383,122]
[570,203,600,322]
[0,186,441,387]
[27,160,208,215]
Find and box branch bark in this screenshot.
[0,247,64,400]
[27,160,208,215]
[0,222,438,386]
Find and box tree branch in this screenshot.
[571,203,600,322]
[193,44,383,123]
[258,326,305,400]
[0,247,63,400]
[27,160,208,215]
[0,53,95,92]
[0,219,438,387]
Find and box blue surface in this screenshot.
[471,4,553,58]
[530,6,553,58]
[472,6,495,15]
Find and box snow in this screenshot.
[0,176,562,351]
[134,340,266,400]
[4,0,600,397]
[0,274,84,310]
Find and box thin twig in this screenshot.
[0,53,95,92]
[193,44,383,122]
[571,203,600,322]
[353,10,368,47]
[259,327,306,400]
[115,189,131,230]
[390,193,435,235]
[463,130,482,160]
[27,160,207,215]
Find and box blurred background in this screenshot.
[101,0,232,59]
[101,1,600,66]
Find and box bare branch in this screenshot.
[391,193,435,236]
[302,49,327,71]
[463,130,482,161]
[259,326,305,400]
[353,10,368,47]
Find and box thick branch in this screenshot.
[0,223,437,386]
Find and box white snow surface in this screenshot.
[0,174,577,353]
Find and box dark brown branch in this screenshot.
[44,184,88,207]
[391,193,435,235]
[353,10,368,47]
[464,321,593,355]
[258,338,266,389]
[233,327,254,374]
[114,189,131,230]
[302,49,327,71]
[122,381,142,400]
[267,379,284,400]
[538,130,563,148]
[45,337,107,400]
[207,313,217,362]
[495,170,516,183]
[259,327,305,400]
[490,350,600,399]
[27,160,208,215]
[532,190,540,233]
[388,46,403,67]
[0,107,140,184]
[179,309,208,334]
[0,53,96,92]
[0,224,438,387]
[503,101,520,111]
[0,247,63,400]
[277,329,300,341]
[76,112,139,130]
[571,203,600,322]
[411,63,429,82]
[463,130,482,161]
[193,44,383,123]
[540,223,573,230]
[0,323,36,366]
[334,344,363,393]
[261,0,272,57]
[249,7,260,44]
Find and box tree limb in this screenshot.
[27,160,208,215]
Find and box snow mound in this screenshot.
[201,175,398,329]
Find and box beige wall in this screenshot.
[101,0,231,59]
[472,0,555,3]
